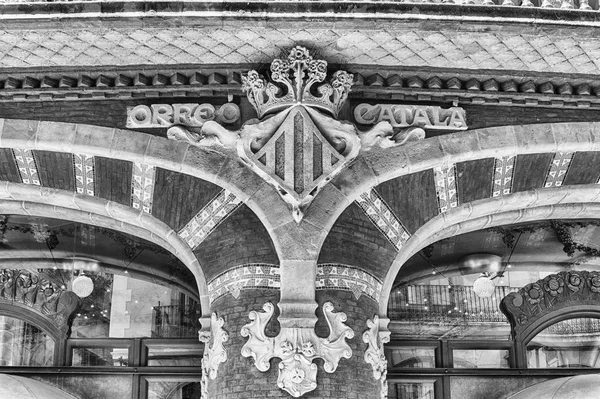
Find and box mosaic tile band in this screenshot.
[131,163,156,214]
[355,189,410,251]
[12,148,40,185]
[545,152,573,188]
[434,165,458,213]
[179,189,242,249]
[73,154,95,196]
[317,264,383,302]
[207,264,280,303]
[492,156,515,197]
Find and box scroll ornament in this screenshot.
[199,313,229,397]
[363,315,391,399]
[240,302,354,397]
[166,46,423,222]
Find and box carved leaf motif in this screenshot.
[363,315,391,399]
[319,302,354,373]
[240,302,276,372]
[200,313,229,380]
[277,354,318,398]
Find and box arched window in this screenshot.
[0,315,55,366]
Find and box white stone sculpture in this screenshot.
[363,315,391,399]
[199,312,229,397]
[240,302,354,397]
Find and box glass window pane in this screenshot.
[452,349,510,368]
[390,381,435,399]
[0,315,54,366]
[72,347,129,367]
[147,380,201,399]
[527,317,600,368]
[147,344,202,366]
[386,347,436,368]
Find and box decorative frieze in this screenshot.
[131,163,156,214]
[207,264,280,303]
[199,313,229,396]
[355,189,410,251]
[317,264,383,302]
[73,154,95,196]
[363,315,391,399]
[354,104,467,131]
[492,156,515,197]
[178,189,242,249]
[433,164,458,213]
[12,148,40,185]
[544,152,573,188]
[241,301,354,397]
[126,103,240,129]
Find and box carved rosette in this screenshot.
[363,315,391,399]
[199,312,229,396]
[240,301,354,397]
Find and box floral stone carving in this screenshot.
[167,46,423,222]
[240,302,354,397]
[363,315,391,399]
[199,313,229,397]
[501,270,600,341]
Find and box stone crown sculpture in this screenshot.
[242,46,353,119]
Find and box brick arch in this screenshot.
[378,185,600,316]
[0,118,294,262]
[0,182,211,315]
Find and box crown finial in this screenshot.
[242,46,353,119]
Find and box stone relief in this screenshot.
[501,270,600,340]
[0,269,79,335]
[363,315,391,399]
[199,312,229,397]
[166,46,423,222]
[240,301,354,397]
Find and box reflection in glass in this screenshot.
[72,347,129,367]
[147,345,202,366]
[386,347,436,368]
[452,349,509,368]
[0,315,54,366]
[147,380,201,399]
[527,317,600,368]
[390,381,435,399]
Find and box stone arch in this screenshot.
[378,185,600,315]
[0,118,293,262]
[0,182,212,313]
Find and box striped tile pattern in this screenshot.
[207,264,280,302]
[131,163,156,213]
[73,154,95,195]
[12,148,40,185]
[316,264,383,302]
[178,189,242,249]
[433,165,458,213]
[545,152,573,188]
[492,156,515,197]
[355,189,410,251]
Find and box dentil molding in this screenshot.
[240,301,354,397]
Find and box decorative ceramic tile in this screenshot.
[492,156,515,197]
[207,263,280,302]
[73,154,95,195]
[545,152,573,188]
[355,189,410,251]
[131,163,156,213]
[12,148,40,185]
[178,189,242,249]
[433,165,458,213]
[316,264,383,302]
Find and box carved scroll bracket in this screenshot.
[240,302,354,397]
[363,315,391,399]
[199,312,229,397]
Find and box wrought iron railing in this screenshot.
[388,284,517,323]
[151,304,201,339]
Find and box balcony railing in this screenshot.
[388,284,517,323]
[151,304,201,339]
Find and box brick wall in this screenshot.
[208,289,380,398]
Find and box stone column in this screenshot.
[204,288,382,399]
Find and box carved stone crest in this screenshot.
[363,315,391,399]
[240,302,354,397]
[199,312,229,397]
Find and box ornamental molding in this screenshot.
[240,301,354,397]
[501,270,600,341]
[207,264,280,303]
[316,264,383,302]
[199,313,229,396]
[363,315,391,399]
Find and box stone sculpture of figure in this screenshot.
[16,273,39,306]
[0,270,14,300]
[40,281,60,315]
